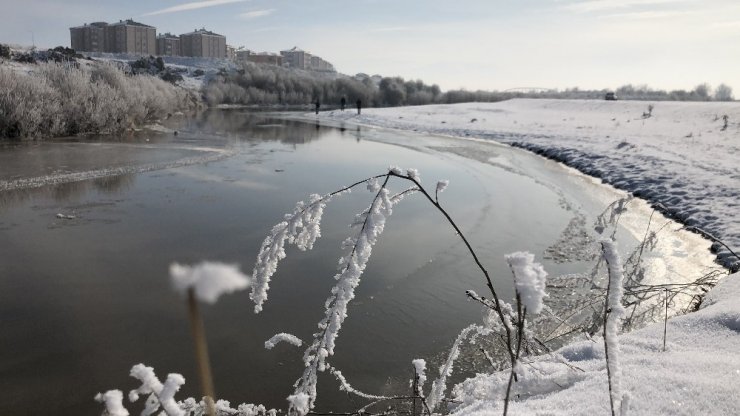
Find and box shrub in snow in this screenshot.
[0,62,196,139]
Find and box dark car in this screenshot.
[605,92,618,101]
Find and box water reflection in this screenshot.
[171,109,333,145]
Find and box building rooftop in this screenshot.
[70,21,109,29]
[181,28,225,37]
[157,33,180,39]
[281,46,305,53]
[109,19,155,28]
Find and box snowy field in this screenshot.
[312,100,740,415]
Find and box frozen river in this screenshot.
[0,110,715,414]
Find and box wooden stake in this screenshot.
[187,288,216,416]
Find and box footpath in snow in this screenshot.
[319,99,739,272]
[314,99,740,415]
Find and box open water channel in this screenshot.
[0,110,715,414]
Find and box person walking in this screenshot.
[356,99,362,115]
[315,99,320,115]
[340,97,346,111]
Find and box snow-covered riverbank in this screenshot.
[313,100,740,415]
[318,99,739,272]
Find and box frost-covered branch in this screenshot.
[265,333,303,350]
[249,174,387,313]
[427,324,489,411]
[290,174,398,414]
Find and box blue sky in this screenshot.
[3,0,739,93]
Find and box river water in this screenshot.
[0,110,715,414]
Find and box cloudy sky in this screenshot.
[2,0,739,92]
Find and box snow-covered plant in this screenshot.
[95,390,129,416]
[506,252,548,314]
[96,364,277,416]
[427,324,489,411]
[290,175,414,414]
[600,240,626,416]
[264,333,303,350]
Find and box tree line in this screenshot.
[203,62,735,107]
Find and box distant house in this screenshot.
[249,52,283,66]
[280,46,335,72]
[234,48,251,63]
[180,29,227,59]
[156,33,181,56]
[69,19,156,55]
[280,46,310,70]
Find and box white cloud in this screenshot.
[599,10,694,20]
[367,26,413,33]
[564,0,692,13]
[144,0,250,17]
[239,9,276,20]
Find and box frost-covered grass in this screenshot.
[0,61,197,140]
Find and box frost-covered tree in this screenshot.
[714,83,734,101]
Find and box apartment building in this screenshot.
[69,19,155,55]
[180,29,227,58]
[69,22,108,53]
[156,33,181,56]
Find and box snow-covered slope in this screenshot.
[319,99,740,271]
[449,271,740,415]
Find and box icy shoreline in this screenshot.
[315,99,739,272]
[309,100,740,415]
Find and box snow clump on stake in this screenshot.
[505,251,548,314]
[170,261,251,304]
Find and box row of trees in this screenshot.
[202,63,445,107]
[203,62,735,107]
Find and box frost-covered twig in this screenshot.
[290,174,399,414]
[265,333,303,350]
[427,324,488,411]
[249,174,387,314]
[328,366,391,401]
